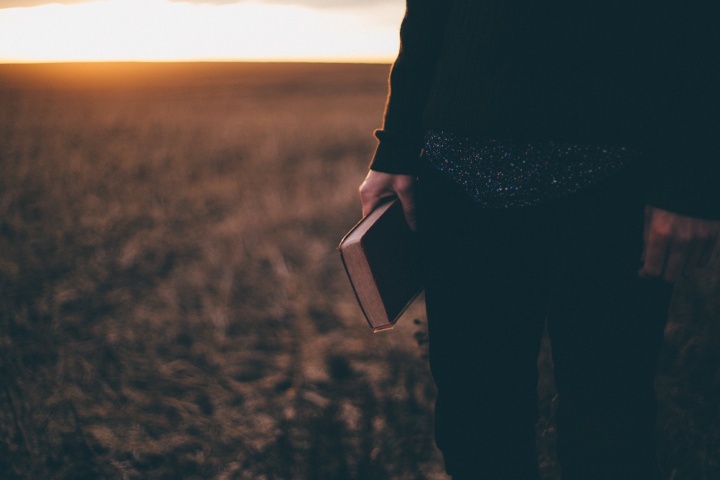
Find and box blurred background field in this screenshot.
[0,62,718,479]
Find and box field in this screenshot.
[0,62,719,479]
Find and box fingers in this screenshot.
[638,224,671,280]
[639,204,654,265]
[639,206,720,282]
[359,170,417,230]
[360,188,391,218]
[359,172,390,216]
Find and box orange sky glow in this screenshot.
[0,0,403,63]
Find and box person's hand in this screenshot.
[638,205,720,282]
[359,170,417,230]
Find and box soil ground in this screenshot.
[0,62,718,479]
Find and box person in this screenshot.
[358,2,720,479]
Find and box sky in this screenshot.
[0,0,405,62]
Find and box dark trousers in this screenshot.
[416,162,674,480]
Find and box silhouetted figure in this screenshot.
[359,2,720,479]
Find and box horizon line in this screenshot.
[0,57,394,65]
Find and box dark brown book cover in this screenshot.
[338,199,423,332]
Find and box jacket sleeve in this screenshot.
[644,4,720,220]
[369,0,453,175]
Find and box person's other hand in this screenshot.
[639,205,720,282]
[359,170,417,230]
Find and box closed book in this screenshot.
[338,199,423,332]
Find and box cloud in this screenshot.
[0,0,97,8]
[169,0,393,8]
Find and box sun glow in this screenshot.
[0,0,403,62]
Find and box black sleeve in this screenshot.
[644,4,720,220]
[369,0,454,175]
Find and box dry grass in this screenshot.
[0,62,718,479]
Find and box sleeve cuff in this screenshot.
[368,129,423,175]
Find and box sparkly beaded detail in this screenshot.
[423,130,639,208]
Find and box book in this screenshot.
[338,199,423,332]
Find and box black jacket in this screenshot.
[371,0,720,219]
